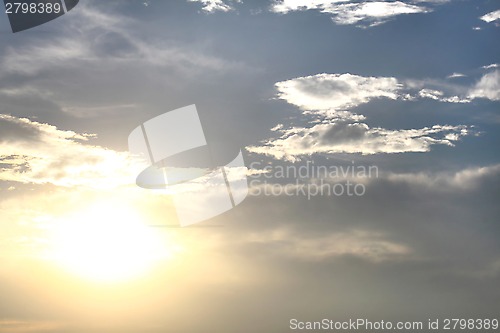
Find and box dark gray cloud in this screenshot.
[0,115,41,143]
[320,122,373,144]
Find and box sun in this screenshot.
[48,201,171,282]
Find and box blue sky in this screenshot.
[0,0,499,332]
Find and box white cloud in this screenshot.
[275,73,401,113]
[0,114,141,188]
[468,70,500,101]
[271,0,437,26]
[249,72,474,161]
[188,0,240,13]
[418,88,470,103]
[275,71,491,117]
[439,95,471,103]
[272,0,346,13]
[418,88,444,100]
[403,66,500,103]
[482,63,499,69]
[480,9,500,23]
[249,121,469,161]
[326,1,426,26]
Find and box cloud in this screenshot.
[271,0,342,14]
[418,88,470,103]
[242,228,411,262]
[324,1,426,26]
[1,161,499,331]
[418,88,444,100]
[0,6,235,78]
[404,68,500,103]
[0,1,252,130]
[248,72,474,161]
[275,73,401,113]
[386,164,500,191]
[0,114,139,188]
[275,72,490,115]
[1,39,91,76]
[447,72,466,79]
[482,63,499,69]
[0,1,498,330]
[221,160,500,310]
[240,160,500,248]
[468,70,500,101]
[188,0,240,13]
[480,9,500,23]
[249,121,469,161]
[271,0,444,27]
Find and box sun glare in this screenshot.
[49,201,171,282]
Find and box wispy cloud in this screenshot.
[0,5,235,78]
[386,164,500,191]
[447,72,467,79]
[242,228,411,262]
[0,3,250,124]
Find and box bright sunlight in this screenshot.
[48,201,172,282]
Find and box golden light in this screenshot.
[48,201,172,282]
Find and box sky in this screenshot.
[0,0,499,332]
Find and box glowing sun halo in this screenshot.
[49,202,171,282]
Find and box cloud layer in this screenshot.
[249,72,484,161]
